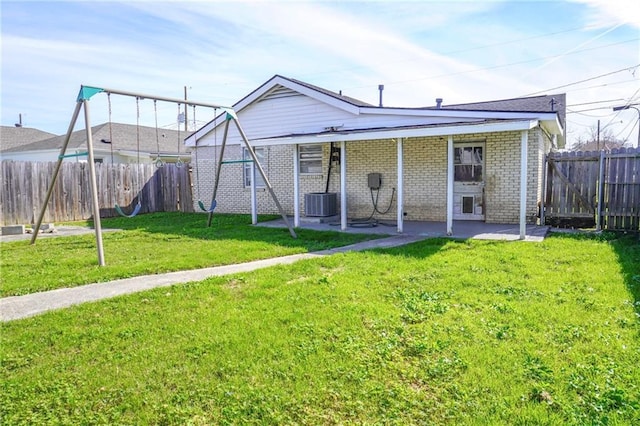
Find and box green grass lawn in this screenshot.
[2,231,639,424]
[0,212,380,296]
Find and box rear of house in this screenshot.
[186,75,564,235]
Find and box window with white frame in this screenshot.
[243,147,266,188]
[299,144,323,174]
[454,145,484,182]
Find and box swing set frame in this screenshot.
[31,85,296,267]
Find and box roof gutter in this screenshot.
[248,119,540,146]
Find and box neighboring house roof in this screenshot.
[186,75,566,148]
[1,123,191,156]
[0,126,57,151]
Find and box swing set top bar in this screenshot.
[77,85,236,114]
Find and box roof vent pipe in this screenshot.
[378,84,384,107]
[436,98,443,109]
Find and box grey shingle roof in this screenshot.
[284,76,374,107]
[1,123,192,155]
[427,93,566,127]
[0,126,57,151]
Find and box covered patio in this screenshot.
[257,217,550,242]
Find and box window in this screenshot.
[299,144,323,174]
[243,147,265,188]
[454,146,483,182]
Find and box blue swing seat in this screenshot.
[115,201,142,218]
[198,199,217,213]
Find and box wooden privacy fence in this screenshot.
[0,161,194,226]
[544,148,640,231]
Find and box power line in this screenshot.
[567,109,621,118]
[559,79,638,94]
[603,86,640,128]
[520,23,626,78]
[347,39,639,90]
[568,105,631,114]
[618,119,638,144]
[299,22,621,81]
[523,64,639,96]
[567,99,625,107]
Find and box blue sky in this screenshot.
[1,0,639,147]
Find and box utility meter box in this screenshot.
[368,173,382,190]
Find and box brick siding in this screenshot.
[191,128,549,224]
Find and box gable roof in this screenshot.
[0,126,57,151]
[233,74,372,114]
[2,123,191,155]
[187,75,565,147]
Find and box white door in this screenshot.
[453,143,485,220]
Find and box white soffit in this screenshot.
[249,119,540,146]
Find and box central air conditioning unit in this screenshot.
[305,192,337,217]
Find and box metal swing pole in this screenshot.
[31,101,83,245]
[230,115,297,239]
[82,99,106,266]
[207,117,231,227]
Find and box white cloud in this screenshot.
[570,0,640,28]
[1,0,638,146]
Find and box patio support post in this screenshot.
[231,118,296,238]
[446,135,454,235]
[340,140,347,231]
[397,138,404,233]
[293,144,300,227]
[519,130,529,239]
[250,161,257,225]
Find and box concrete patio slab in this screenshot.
[258,218,550,242]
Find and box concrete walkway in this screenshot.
[0,234,427,322]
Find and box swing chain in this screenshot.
[153,100,165,168]
[107,93,114,163]
[176,103,183,168]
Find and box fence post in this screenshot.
[596,150,605,231]
[540,154,547,226]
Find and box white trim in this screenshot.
[248,120,540,146]
[298,143,323,175]
[361,106,558,121]
[397,138,404,234]
[234,75,362,116]
[293,144,300,228]
[447,136,454,236]
[250,162,257,225]
[520,130,528,239]
[340,141,347,231]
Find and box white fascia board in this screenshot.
[231,76,360,118]
[249,120,539,146]
[540,115,564,137]
[185,78,363,147]
[362,106,556,121]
